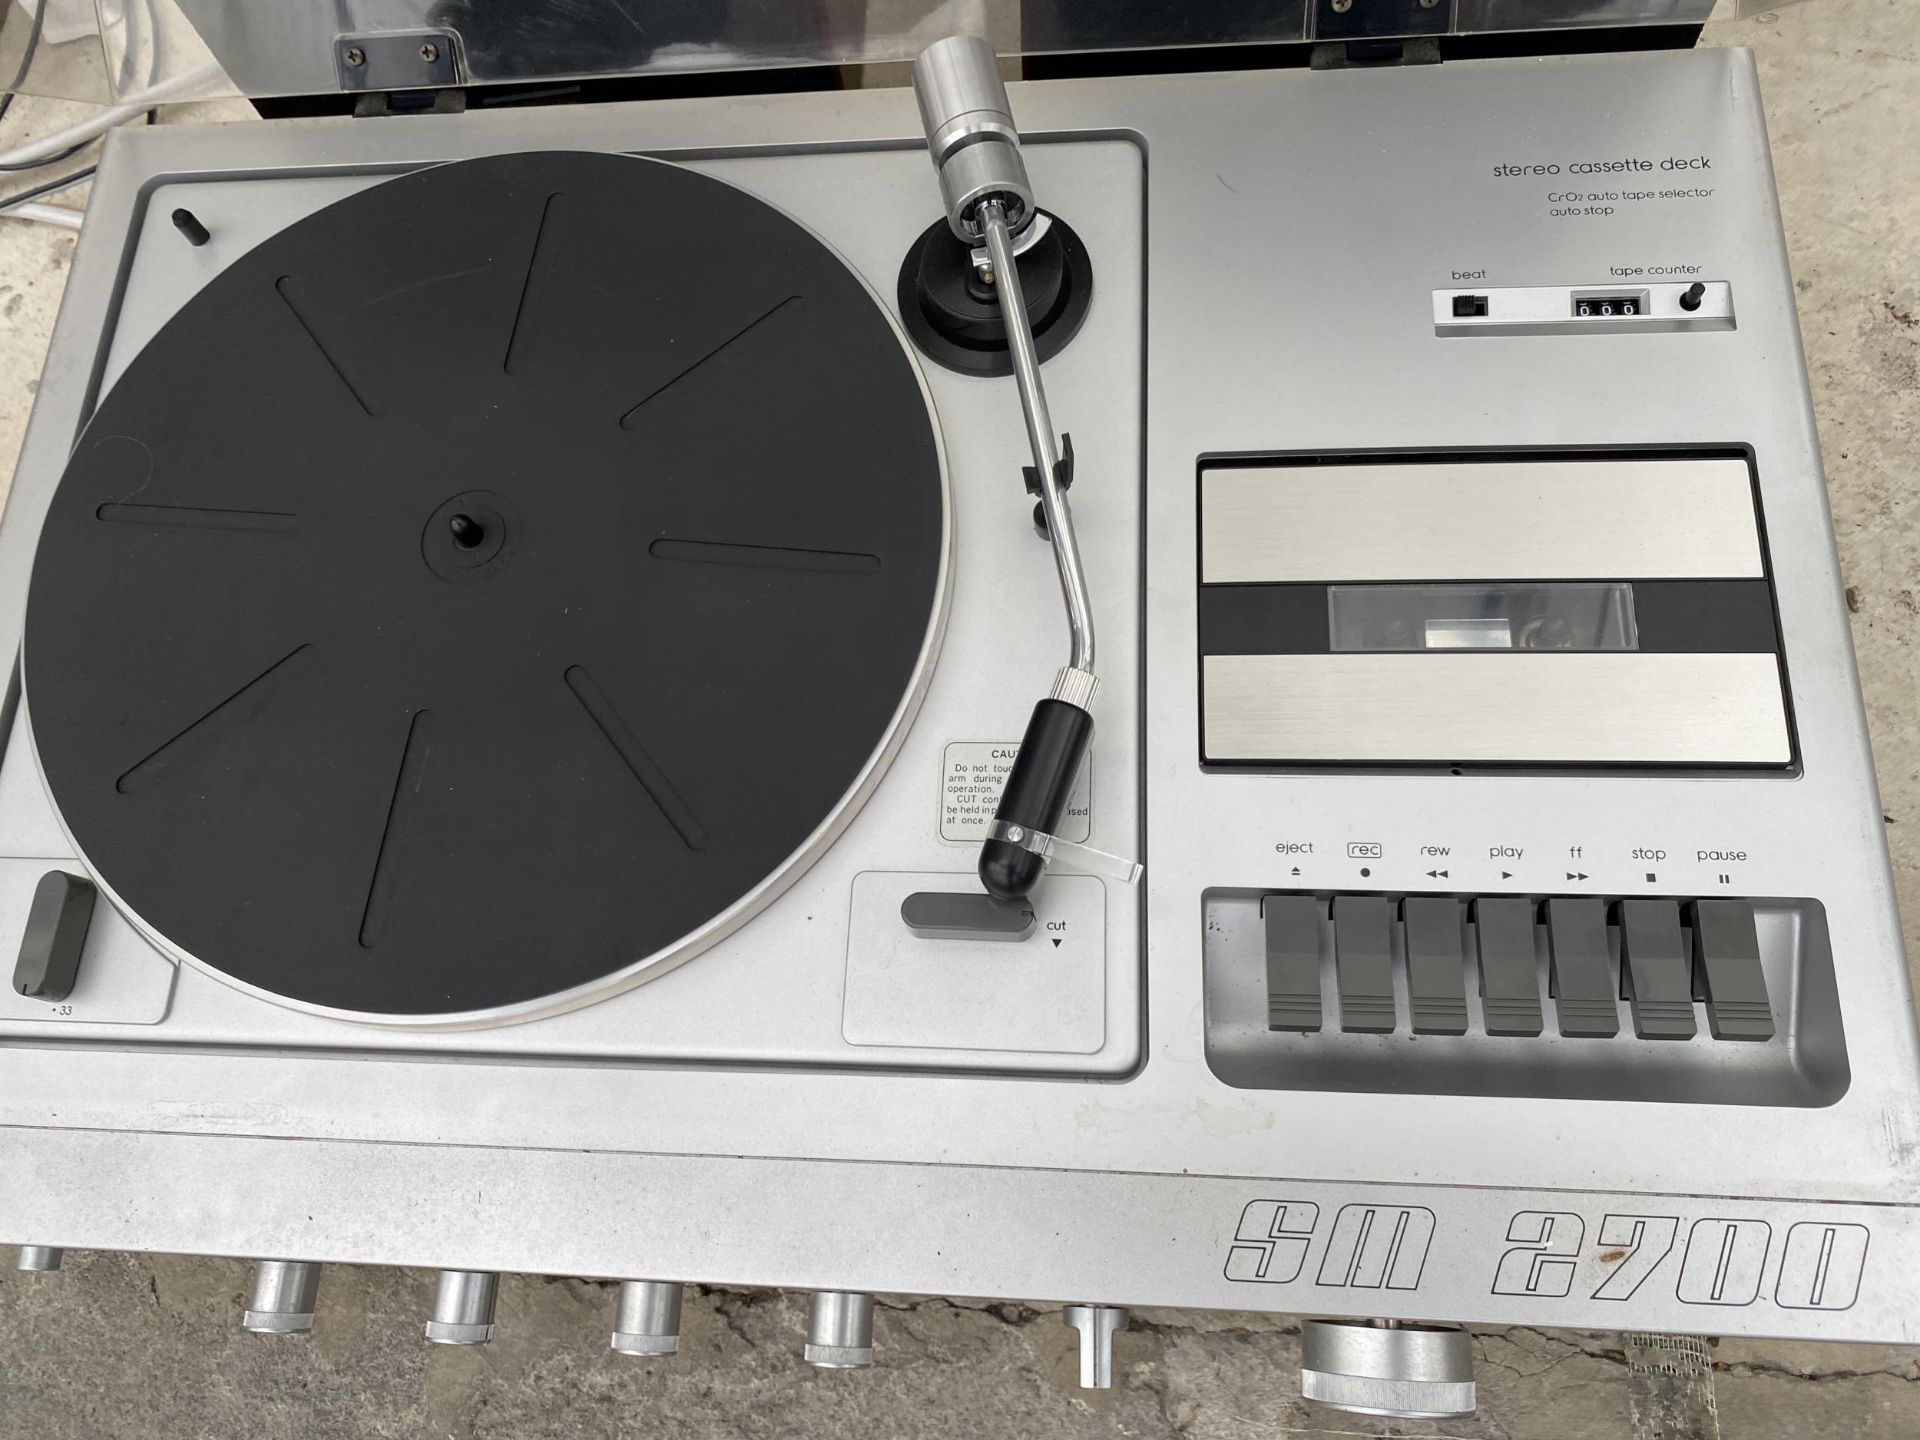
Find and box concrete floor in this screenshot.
[0,1,1917,1436]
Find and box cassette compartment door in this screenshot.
[1197,453,1790,768]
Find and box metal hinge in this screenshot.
[1310,0,1449,67]
[336,29,467,111]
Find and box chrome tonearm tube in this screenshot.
[913,35,1130,902]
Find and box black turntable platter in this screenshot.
[25,151,947,1020]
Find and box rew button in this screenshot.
[1402,897,1468,1035]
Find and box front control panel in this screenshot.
[1432,280,1735,336]
[1202,890,1846,1107]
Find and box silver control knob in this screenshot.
[803,1291,875,1369]
[424,1270,499,1346]
[1062,1305,1127,1389]
[1299,1319,1476,1419]
[912,34,1032,241]
[16,1245,63,1272]
[611,1280,683,1358]
[242,1260,321,1334]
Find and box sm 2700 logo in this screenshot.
[1224,1201,1434,1290]
[1223,1199,1872,1311]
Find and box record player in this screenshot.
[3,0,1915,1418]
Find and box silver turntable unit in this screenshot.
[2,0,1913,1419]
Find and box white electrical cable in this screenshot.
[1,199,81,228]
[0,59,219,169]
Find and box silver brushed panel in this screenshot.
[1202,652,1791,764]
[1200,459,1763,584]
[1,52,1914,1347]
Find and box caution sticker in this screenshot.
[940,740,1091,843]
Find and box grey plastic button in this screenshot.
[1620,900,1697,1039]
[13,870,96,1002]
[1401,898,1468,1035]
[1473,898,1542,1036]
[1546,898,1619,1037]
[900,891,1036,941]
[1262,894,1323,1032]
[1691,900,1775,1041]
[1333,896,1395,1033]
